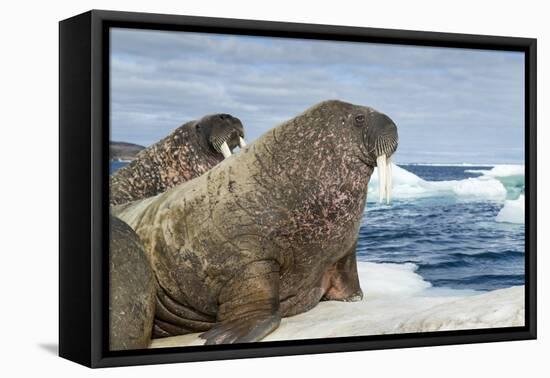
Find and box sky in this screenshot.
[110,28,525,164]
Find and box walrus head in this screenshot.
[356,109,398,204]
[194,113,246,158]
[297,100,398,204]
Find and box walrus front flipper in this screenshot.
[200,260,282,345]
[321,243,363,302]
[110,215,157,351]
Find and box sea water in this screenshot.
[110,162,525,292]
[110,160,129,174]
[362,163,525,291]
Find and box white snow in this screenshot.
[405,163,496,167]
[496,195,525,224]
[462,164,525,224]
[369,163,507,202]
[465,164,524,178]
[150,262,524,348]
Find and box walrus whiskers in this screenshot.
[212,129,247,158]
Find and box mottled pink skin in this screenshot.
[236,101,375,315]
[113,100,397,344]
[110,115,243,205]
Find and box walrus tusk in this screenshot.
[239,137,247,148]
[386,157,393,204]
[377,154,386,203]
[220,141,232,158]
[376,154,392,204]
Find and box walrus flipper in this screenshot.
[199,260,282,344]
[321,242,363,302]
[109,215,157,350]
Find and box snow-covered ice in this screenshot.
[150,262,524,348]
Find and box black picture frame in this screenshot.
[59,9,537,368]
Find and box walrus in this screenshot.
[111,100,398,347]
[109,215,156,350]
[110,113,246,205]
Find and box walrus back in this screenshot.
[109,122,221,206]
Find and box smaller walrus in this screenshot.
[110,114,246,205]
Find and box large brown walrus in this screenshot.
[110,113,246,205]
[111,100,398,348]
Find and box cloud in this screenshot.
[110,28,525,163]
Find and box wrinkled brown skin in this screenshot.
[110,114,244,205]
[109,215,156,350]
[112,100,398,346]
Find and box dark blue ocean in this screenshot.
[110,162,525,292]
[360,163,525,291]
[110,161,128,174]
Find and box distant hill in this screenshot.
[110,141,146,161]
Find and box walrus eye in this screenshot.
[196,123,201,130]
[354,114,365,125]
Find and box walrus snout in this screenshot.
[211,127,246,158]
[199,113,246,158]
[368,113,398,159]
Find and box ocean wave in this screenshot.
[429,274,524,290]
[417,260,474,270]
[368,163,508,202]
[449,250,524,260]
[416,250,523,271]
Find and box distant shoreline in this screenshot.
[110,141,145,162]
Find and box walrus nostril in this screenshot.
[218,114,232,120]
